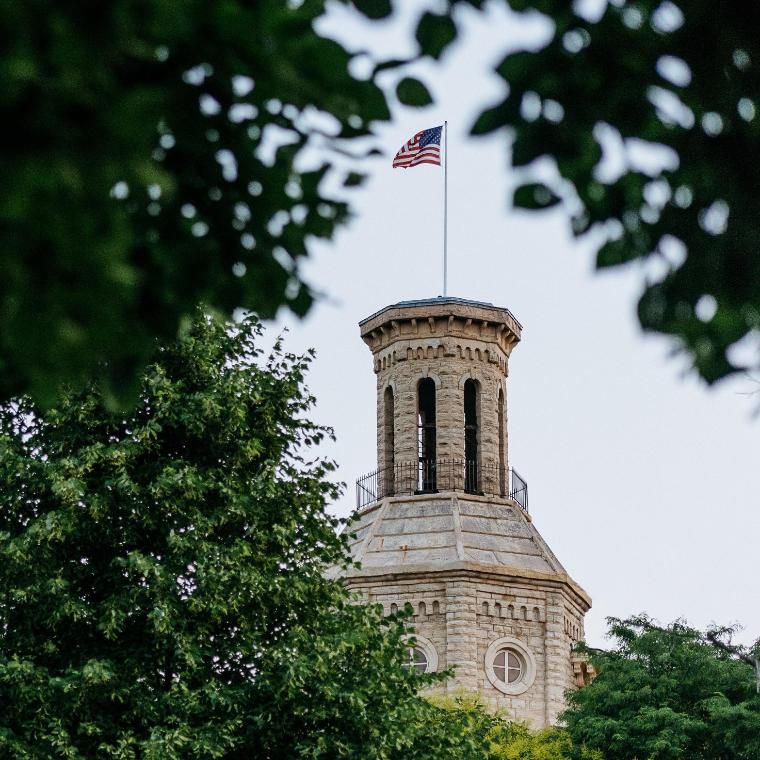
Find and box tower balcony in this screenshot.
[356,459,528,513]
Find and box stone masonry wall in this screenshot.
[350,301,589,729]
[348,577,449,672]
[361,303,520,492]
[348,572,585,728]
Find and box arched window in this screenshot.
[498,386,505,497]
[464,379,479,493]
[417,378,436,492]
[383,386,395,496]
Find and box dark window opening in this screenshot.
[417,378,436,492]
[464,379,479,493]
[498,386,505,497]
[383,386,395,496]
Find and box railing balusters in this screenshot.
[355,460,528,513]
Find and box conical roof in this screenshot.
[345,492,588,605]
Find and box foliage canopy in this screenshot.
[0,311,479,758]
[6,0,758,404]
[0,0,406,407]
[422,0,760,383]
[563,615,760,760]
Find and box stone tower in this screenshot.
[344,297,591,727]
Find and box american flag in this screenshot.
[392,126,442,168]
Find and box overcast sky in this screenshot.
[271,1,759,648]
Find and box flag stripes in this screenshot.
[392,126,442,168]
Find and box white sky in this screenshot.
[270,1,759,648]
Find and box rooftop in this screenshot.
[359,296,523,330]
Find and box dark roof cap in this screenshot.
[359,296,522,330]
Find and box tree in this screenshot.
[7,2,758,402]
[0,1,431,408]
[562,615,760,760]
[486,722,599,760]
[412,0,760,384]
[0,311,473,758]
[424,696,602,760]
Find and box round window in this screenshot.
[400,634,439,674]
[492,649,522,684]
[484,637,536,695]
[403,646,429,673]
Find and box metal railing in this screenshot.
[356,459,528,513]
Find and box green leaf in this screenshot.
[471,103,508,135]
[352,0,392,20]
[395,77,434,107]
[596,237,634,268]
[343,172,367,187]
[513,183,561,210]
[416,12,458,60]
[373,57,414,75]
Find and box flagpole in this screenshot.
[443,120,448,296]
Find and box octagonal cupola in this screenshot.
[343,295,591,727]
[357,297,524,506]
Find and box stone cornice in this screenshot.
[372,336,510,375]
[344,560,592,612]
[360,299,522,357]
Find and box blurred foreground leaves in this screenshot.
[0,1,399,407]
[418,1,760,383]
[7,0,759,404]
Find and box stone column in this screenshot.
[543,592,571,725]
[393,368,418,469]
[435,371,461,462]
[445,577,479,691]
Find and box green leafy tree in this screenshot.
[426,696,602,759]
[0,311,473,759]
[1,1,426,407]
[7,1,758,402]
[413,1,760,383]
[562,615,760,760]
[487,722,600,760]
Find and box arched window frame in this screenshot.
[463,378,480,494]
[383,385,395,496]
[401,634,439,674]
[417,377,437,492]
[498,384,506,497]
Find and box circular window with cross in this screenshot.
[401,634,439,674]
[484,636,536,695]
